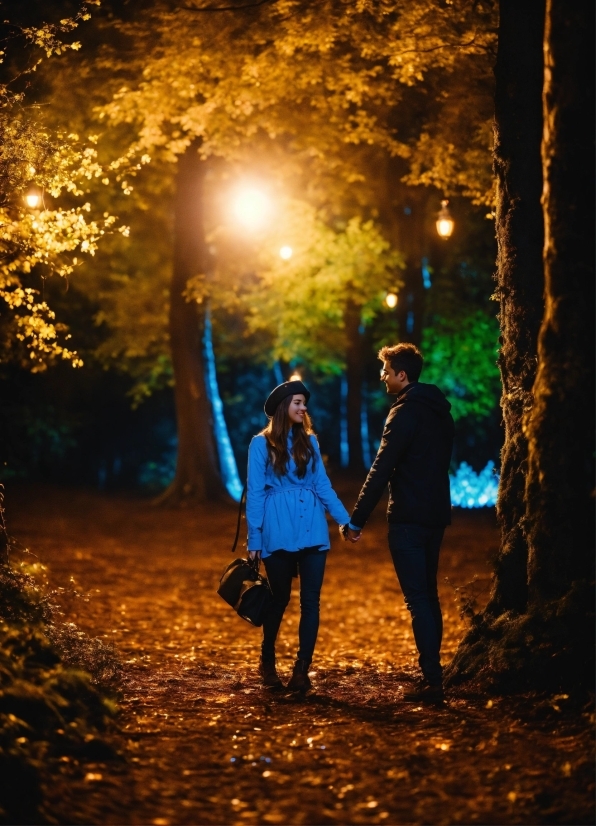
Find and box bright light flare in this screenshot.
[279,245,293,260]
[289,372,302,381]
[385,292,398,309]
[232,187,271,230]
[25,191,41,209]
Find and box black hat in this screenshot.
[264,380,311,417]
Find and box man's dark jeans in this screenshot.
[262,547,327,664]
[388,523,444,685]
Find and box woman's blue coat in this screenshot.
[246,432,350,557]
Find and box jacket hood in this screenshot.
[396,382,452,417]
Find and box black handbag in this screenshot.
[217,485,273,627]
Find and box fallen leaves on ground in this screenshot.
[7,481,594,825]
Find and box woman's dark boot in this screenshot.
[286,659,312,693]
[258,656,283,689]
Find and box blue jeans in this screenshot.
[388,523,444,685]
[262,547,327,664]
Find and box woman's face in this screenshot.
[287,394,307,425]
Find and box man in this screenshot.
[345,343,454,703]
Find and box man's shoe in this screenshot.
[286,659,312,693]
[403,680,444,704]
[258,657,283,689]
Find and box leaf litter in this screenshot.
[7,482,594,825]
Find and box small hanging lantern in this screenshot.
[436,200,454,239]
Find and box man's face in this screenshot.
[380,360,408,394]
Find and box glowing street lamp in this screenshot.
[385,292,398,309]
[25,188,42,209]
[436,199,454,239]
[232,187,271,231]
[279,245,293,260]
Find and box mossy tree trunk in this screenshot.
[447,0,594,691]
[524,0,594,604]
[157,144,227,505]
[486,0,546,617]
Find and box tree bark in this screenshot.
[345,299,365,472]
[524,0,595,602]
[485,0,546,616]
[447,0,594,692]
[157,144,227,504]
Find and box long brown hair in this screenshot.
[261,394,316,478]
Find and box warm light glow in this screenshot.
[279,245,293,260]
[436,199,454,239]
[289,372,301,381]
[437,218,454,238]
[232,187,271,230]
[385,292,398,309]
[25,191,41,209]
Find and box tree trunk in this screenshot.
[344,299,365,472]
[395,188,427,347]
[525,0,595,602]
[447,0,594,692]
[157,144,227,504]
[485,0,546,616]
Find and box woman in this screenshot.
[247,379,350,692]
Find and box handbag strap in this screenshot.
[231,483,247,554]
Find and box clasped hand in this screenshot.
[341,524,362,543]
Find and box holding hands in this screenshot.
[340,524,362,543]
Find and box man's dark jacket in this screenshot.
[350,382,454,529]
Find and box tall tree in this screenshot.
[161,145,227,503]
[448,0,594,690]
[488,0,546,616]
[524,0,594,610]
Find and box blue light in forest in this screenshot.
[361,388,372,467]
[273,361,284,386]
[422,257,432,289]
[203,307,243,501]
[340,376,349,468]
[450,461,499,508]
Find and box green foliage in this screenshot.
[0,3,122,372]
[73,163,174,405]
[421,310,500,421]
[206,198,403,375]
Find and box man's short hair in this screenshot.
[378,343,423,382]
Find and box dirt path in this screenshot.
[7,482,594,826]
